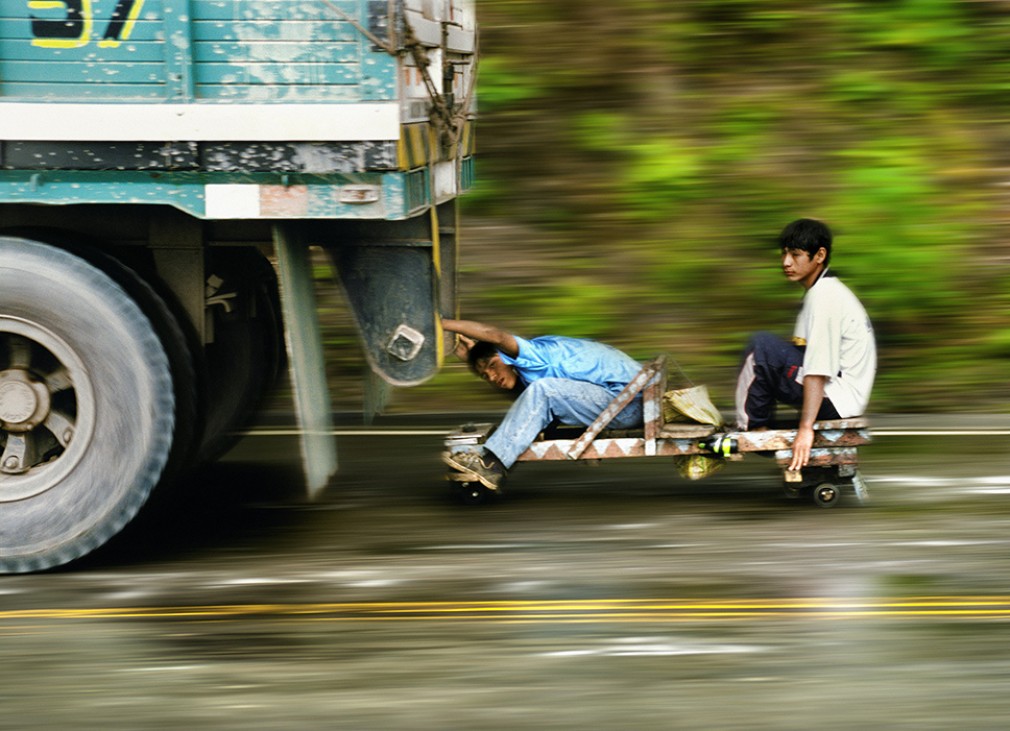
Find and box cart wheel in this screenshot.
[782,484,803,500]
[812,483,841,508]
[451,481,497,506]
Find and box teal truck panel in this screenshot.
[0,0,476,219]
[2,1,395,101]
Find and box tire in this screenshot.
[782,484,803,500]
[812,483,841,509]
[73,242,201,489]
[449,480,501,506]
[0,237,175,572]
[199,248,284,462]
[0,228,202,481]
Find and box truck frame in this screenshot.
[0,0,476,572]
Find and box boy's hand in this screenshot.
[453,334,476,360]
[789,425,815,472]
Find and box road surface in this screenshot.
[0,415,1008,730]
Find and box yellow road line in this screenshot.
[3,597,1010,623]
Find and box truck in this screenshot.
[0,0,477,573]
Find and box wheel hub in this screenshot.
[1,309,94,504]
[0,369,49,432]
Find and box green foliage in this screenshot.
[572,111,625,153]
[527,277,622,338]
[829,137,954,303]
[622,138,706,220]
[837,0,975,69]
[573,112,707,220]
[474,55,542,110]
[431,0,1010,413]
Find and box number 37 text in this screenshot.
[29,0,147,49]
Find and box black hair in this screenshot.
[466,341,524,397]
[779,218,832,267]
[466,340,499,373]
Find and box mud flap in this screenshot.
[273,223,338,498]
[317,202,458,388]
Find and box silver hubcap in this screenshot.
[1,317,93,499]
[0,369,50,432]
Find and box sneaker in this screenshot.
[442,450,507,491]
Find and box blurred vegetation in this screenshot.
[322,0,1010,415]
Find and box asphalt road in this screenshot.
[1,415,1009,730]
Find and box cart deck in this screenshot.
[443,355,872,507]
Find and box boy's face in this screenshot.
[781,246,826,289]
[475,354,518,390]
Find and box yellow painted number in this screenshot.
[29,0,146,49]
[99,0,146,48]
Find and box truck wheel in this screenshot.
[0,238,175,572]
[199,248,284,462]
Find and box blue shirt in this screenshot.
[499,335,642,396]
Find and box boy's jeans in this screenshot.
[735,331,839,430]
[485,378,643,468]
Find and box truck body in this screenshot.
[0,0,476,572]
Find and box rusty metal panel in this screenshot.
[734,425,872,453]
[774,447,861,467]
[520,437,651,462]
[565,356,665,461]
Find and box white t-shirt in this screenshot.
[793,272,876,417]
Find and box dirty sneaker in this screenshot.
[442,450,507,491]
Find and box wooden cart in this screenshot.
[444,356,872,507]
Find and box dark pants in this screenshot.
[735,332,839,430]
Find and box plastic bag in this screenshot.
[664,385,726,480]
[675,454,725,481]
[662,385,724,427]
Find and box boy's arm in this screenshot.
[441,319,520,358]
[789,375,827,472]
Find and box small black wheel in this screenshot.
[812,483,841,508]
[782,484,803,500]
[450,481,496,506]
